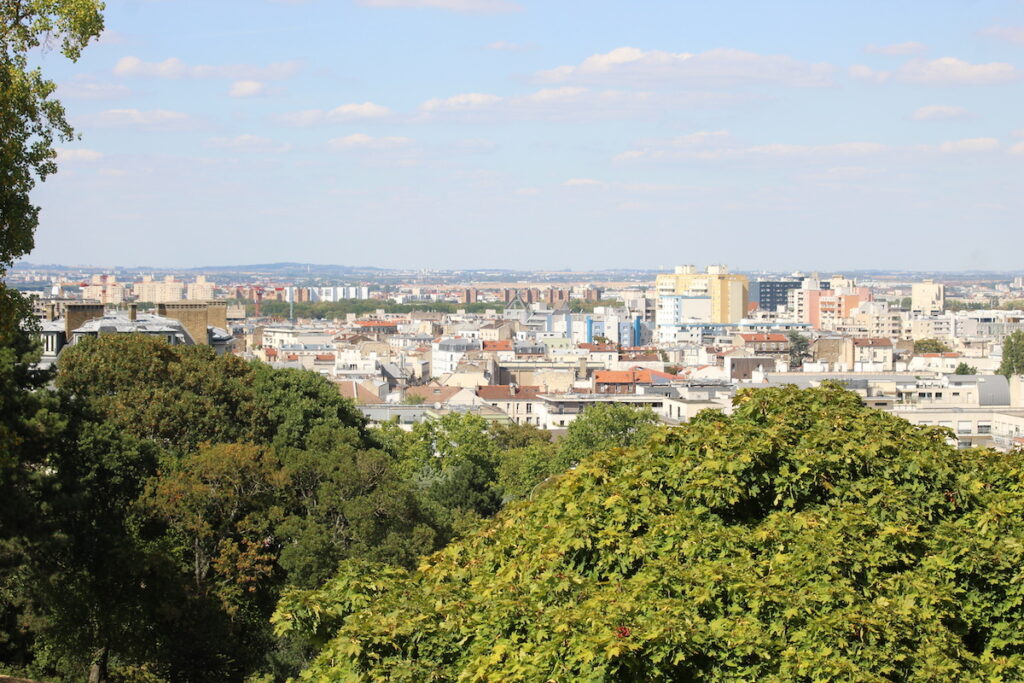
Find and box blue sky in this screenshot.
[27,0,1024,271]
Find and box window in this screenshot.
[526,403,532,413]
[957,421,972,435]
[978,422,992,435]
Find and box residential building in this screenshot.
[912,281,945,316]
[655,265,749,342]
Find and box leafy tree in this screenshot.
[401,393,426,405]
[486,421,551,451]
[914,338,952,354]
[1,0,104,269]
[556,402,657,463]
[396,413,504,537]
[2,0,104,662]
[496,443,570,503]
[786,331,810,368]
[954,362,977,375]
[1000,331,1024,378]
[277,384,1024,681]
[56,335,366,453]
[275,429,436,585]
[10,422,163,683]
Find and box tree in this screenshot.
[556,403,658,463]
[914,338,952,354]
[1,0,104,269]
[401,393,426,405]
[2,2,104,666]
[1000,331,1024,378]
[786,331,810,368]
[278,384,1024,681]
[954,362,977,375]
[56,335,367,453]
[10,422,163,683]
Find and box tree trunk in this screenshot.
[88,646,108,683]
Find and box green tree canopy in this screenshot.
[276,384,1024,681]
[556,402,658,463]
[786,331,810,368]
[999,331,1024,378]
[55,335,366,453]
[954,362,978,375]
[914,338,952,354]
[1,0,104,269]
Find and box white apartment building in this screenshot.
[134,275,185,303]
[187,275,216,300]
[911,281,945,316]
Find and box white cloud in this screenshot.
[58,78,132,100]
[911,105,973,121]
[811,166,880,181]
[208,135,291,153]
[356,0,521,12]
[899,58,1018,85]
[536,47,833,87]
[87,108,200,130]
[1010,141,1024,155]
[865,42,926,56]
[229,80,266,98]
[935,138,999,153]
[56,148,104,162]
[853,58,1019,85]
[421,92,503,112]
[486,41,529,51]
[980,26,1024,45]
[564,178,606,187]
[114,56,301,80]
[280,102,392,126]
[616,130,888,162]
[328,134,412,150]
[417,86,696,122]
[98,29,128,45]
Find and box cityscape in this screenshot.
[4,0,1024,682]
[10,261,1024,448]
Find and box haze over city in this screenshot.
[27,0,1024,271]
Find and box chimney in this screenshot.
[64,303,105,338]
[129,303,138,321]
[47,302,57,321]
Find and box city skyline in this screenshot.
[26,0,1024,270]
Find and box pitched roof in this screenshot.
[738,333,788,343]
[336,380,386,404]
[482,340,513,351]
[853,338,893,347]
[578,343,616,352]
[476,385,543,400]
[404,383,464,404]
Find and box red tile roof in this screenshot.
[482,340,513,351]
[336,380,385,404]
[853,338,893,347]
[738,333,788,343]
[404,383,464,404]
[476,385,543,400]
[578,343,617,352]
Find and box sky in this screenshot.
[24,0,1024,271]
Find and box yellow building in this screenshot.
[655,265,749,326]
